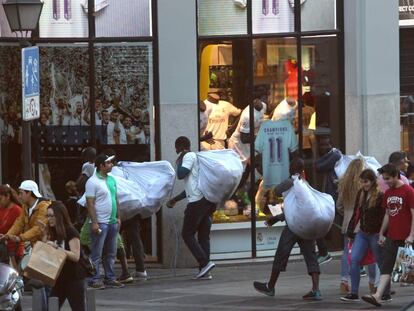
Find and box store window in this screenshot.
[95,0,152,37]
[197,0,248,36]
[301,0,337,32]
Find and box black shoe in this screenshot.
[302,290,322,301]
[253,281,275,297]
[381,294,392,303]
[362,294,382,307]
[340,293,360,302]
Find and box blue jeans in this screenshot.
[90,222,119,283]
[341,235,350,282]
[350,231,382,295]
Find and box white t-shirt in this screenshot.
[200,100,213,135]
[229,102,266,164]
[205,100,241,140]
[271,99,297,121]
[85,173,115,224]
[181,152,203,203]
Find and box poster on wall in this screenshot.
[39,0,88,37]
[39,0,151,38]
[198,0,247,36]
[252,0,295,34]
[400,0,414,26]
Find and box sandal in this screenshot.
[362,294,382,307]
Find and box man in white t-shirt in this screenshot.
[201,94,241,151]
[167,136,216,279]
[229,99,267,167]
[199,100,213,136]
[85,154,123,289]
[76,147,96,194]
[271,98,297,122]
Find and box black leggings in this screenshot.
[50,278,86,310]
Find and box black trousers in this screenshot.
[50,278,86,311]
[272,226,320,275]
[182,197,216,268]
[122,214,146,272]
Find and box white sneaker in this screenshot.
[134,270,148,281]
[193,272,212,280]
[195,262,215,279]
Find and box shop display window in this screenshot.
[252,0,295,34]
[197,0,248,36]
[301,0,337,32]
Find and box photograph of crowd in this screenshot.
[0,43,153,146]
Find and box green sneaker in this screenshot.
[303,290,322,301]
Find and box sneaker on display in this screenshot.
[253,281,275,297]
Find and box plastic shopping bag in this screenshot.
[399,245,414,284]
[197,149,243,204]
[347,242,376,266]
[283,175,335,240]
[335,151,381,179]
[78,161,176,220]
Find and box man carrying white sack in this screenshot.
[167,136,216,279]
[253,158,322,300]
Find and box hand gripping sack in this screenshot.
[283,175,335,240]
[335,151,381,179]
[197,150,243,204]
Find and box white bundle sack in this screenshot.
[78,161,176,220]
[197,149,243,204]
[283,175,335,240]
[334,151,381,179]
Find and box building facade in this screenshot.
[0,0,401,267]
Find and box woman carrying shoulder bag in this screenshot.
[47,201,86,310]
[341,169,386,302]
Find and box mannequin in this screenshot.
[201,93,241,151]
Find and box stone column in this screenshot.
[158,0,198,268]
[344,0,400,164]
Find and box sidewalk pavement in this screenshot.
[22,258,414,310]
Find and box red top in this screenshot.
[0,204,24,258]
[382,184,414,241]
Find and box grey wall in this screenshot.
[158,0,199,268]
[344,0,400,164]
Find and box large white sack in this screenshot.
[334,151,382,179]
[197,149,243,203]
[78,161,176,220]
[283,175,335,240]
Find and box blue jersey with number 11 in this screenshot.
[255,120,298,189]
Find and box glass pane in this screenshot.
[198,39,253,259]
[94,43,153,158]
[0,44,21,185]
[95,0,151,37]
[253,38,299,257]
[198,0,248,36]
[252,0,295,34]
[39,0,88,38]
[301,36,342,251]
[301,0,337,31]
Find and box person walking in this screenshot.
[47,201,87,310]
[253,158,322,300]
[362,164,414,307]
[167,136,216,279]
[85,154,124,289]
[340,169,385,302]
[336,159,378,294]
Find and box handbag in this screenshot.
[79,249,95,277]
[347,242,376,266]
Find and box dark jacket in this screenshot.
[346,189,385,238]
[315,148,342,200]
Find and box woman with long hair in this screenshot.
[337,158,365,294]
[47,201,86,310]
[0,185,24,269]
[340,169,385,302]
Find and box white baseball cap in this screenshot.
[19,180,42,198]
